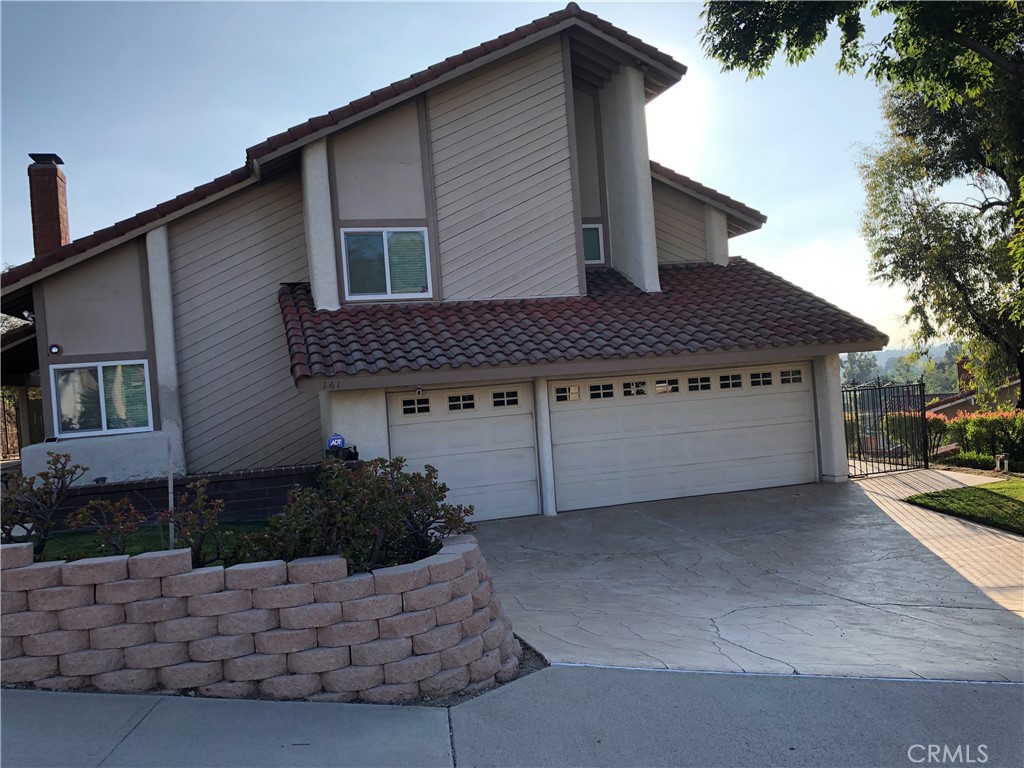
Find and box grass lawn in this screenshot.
[27,521,269,563]
[907,479,1024,535]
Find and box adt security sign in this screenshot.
[327,433,345,450]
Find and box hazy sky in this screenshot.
[1,1,911,345]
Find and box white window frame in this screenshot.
[50,359,154,439]
[341,227,433,301]
[582,224,605,265]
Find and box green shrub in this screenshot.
[945,411,1024,461]
[66,498,147,556]
[880,412,948,459]
[226,457,474,572]
[158,480,229,568]
[934,450,1024,472]
[1,452,87,560]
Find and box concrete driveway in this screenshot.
[476,470,1024,681]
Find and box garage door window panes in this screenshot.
[781,369,803,384]
[448,394,475,411]
[750,372,773,387]
[492,391,519,407]
[555,385,580,402]
[687,376,710,392]
[402,397,430,414]
[623,381,647,397]
[589,383,614,399]
[719,374,742,389]
[655,378,680,394]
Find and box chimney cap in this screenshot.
[29,153,64,165]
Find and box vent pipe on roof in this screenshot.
[28,153,70,257]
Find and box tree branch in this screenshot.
[940,30,1024,81]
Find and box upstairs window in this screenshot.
[52,360,152,438]
[342,228,431,300]
[582,225,604,264]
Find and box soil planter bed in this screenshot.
[0,535,521,703]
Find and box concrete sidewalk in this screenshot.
[3,666,1022,768]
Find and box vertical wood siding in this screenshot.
[653,180,707,263]
[429,40,581,300]
[168,174,322,473]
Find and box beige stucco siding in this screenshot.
[168,174,322,473]
[41,241,147,356]
[429,39,580,300]
[653,180,707,263]
[331,102,426,221]
[573,89,602,220]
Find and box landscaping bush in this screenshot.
[225,457,474,572]
[158,479,230,567]
[66,498,147,556]
[0,452,87,559]
[945,410,1024,462]
[880,412,948,459]
[934,450,1024,472]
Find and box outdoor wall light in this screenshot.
[47,343,62,356]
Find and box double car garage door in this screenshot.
[388,364,818,520]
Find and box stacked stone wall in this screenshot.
[0,535,520,702]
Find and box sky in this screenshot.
[1,1,912,346]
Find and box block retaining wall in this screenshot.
[0,535,521,703]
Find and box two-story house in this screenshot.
[1,3,886,521]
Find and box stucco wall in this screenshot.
[0,535,521,702]
[573,89,602,220]
[19,431,176,486]
[326,389,390,461]
[40,241,148,357]
[330,103,427,222]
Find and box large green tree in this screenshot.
[701,0,1024,406]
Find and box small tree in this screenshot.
[1,452,87,559]
[157,480,227,567]
[66,498,147,556]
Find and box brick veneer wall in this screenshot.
[0,535,521,702]
[55,464,326,526]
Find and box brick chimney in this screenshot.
[28,153,70,257]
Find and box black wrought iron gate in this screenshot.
[842,380,928,477]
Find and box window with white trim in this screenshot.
[342,228,431,300]
[655,378,680,394]
[448,394,475,411]
[52,360,152,437]
[555,385,580,402]
[492,391,519,407]
[781,369,803,384]
[750,371,772,387]
[589,383,614,399]
[687,376,711,392]
[719,374,742,389]
[402,397,430,414]
[623,381,647,397]
[582,225,604,264]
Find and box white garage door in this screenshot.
[551,364,818,511]
[388,384,539,521]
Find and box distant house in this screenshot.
[928,379,1022,418]
[0,3,886,521]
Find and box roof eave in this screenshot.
[248,16,684,173]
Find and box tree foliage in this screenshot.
[859,94,1023,404]
[841,351,881,383]
[701,1,1024,404]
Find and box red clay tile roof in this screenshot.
[650,161,766,225]
[279,258,887,383]
[246,3,686,161]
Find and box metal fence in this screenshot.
[842,380,928,477]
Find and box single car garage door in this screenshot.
[387,384,539,521]
[550,364,818,511]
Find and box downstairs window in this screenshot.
[52,360,152,438]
